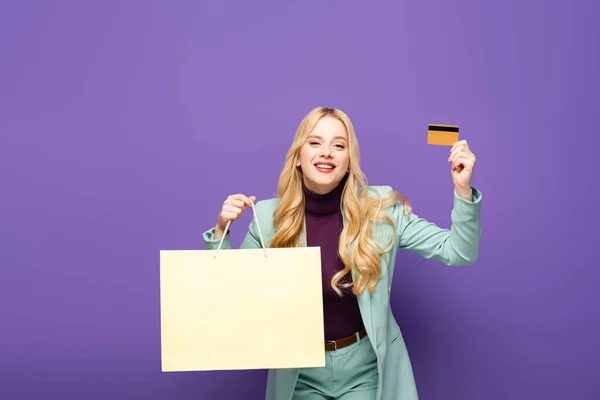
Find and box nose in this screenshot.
[320,147,332,157]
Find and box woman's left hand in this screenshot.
[448,140,476,198]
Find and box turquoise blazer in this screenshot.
[203,185,482,400]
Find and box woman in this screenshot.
[202,106,482,400]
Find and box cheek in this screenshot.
[297,149,311,166]
[340,155,350,170]
[299,149,316,164]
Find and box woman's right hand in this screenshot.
[215,194,257,239]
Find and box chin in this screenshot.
[307,175,342,190]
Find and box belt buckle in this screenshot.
[326,339,337,351]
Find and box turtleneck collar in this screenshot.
[302,174,348,216]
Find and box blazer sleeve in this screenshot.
[395,187,482,265]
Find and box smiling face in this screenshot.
[296,115,350,195]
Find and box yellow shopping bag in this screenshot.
[159,203,325,372]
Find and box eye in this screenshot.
[309,141,320,146]
[334,143,345,149]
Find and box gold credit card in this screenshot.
[427,124,459,146]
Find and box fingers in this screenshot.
[450,139,469,152]
[448,147,470,163]
[222,203,243,215]
[228,194,256,208]
[452,156,471,171]
[218,194,257,227]
[221,209,240,222]
[448,140,475,165]
[227,197,245,209]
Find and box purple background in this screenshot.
[1,0,598,399]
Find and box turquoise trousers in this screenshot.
[292,333,378,399]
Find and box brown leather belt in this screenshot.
[325,328,368,352]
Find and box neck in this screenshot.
[302,175,347,215]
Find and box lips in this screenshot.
[314,162,336,172]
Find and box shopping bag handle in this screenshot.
[214,199,267,258]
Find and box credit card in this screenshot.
[427,124,459,146]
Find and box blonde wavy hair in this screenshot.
[270,106,412,296]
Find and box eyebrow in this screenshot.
[308,135,348,141]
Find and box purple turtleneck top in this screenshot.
[302,178,365,340]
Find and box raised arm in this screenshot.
[395,139,482,265]
[395,187,482,265]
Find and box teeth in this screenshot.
[316,164,333,169]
